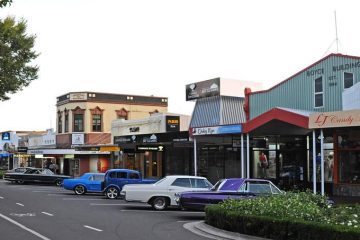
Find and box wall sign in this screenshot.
[2,132,10,141]
[191,124,242,136]
[186,78,220,101]
[166,116,180,132]
[72,133,84,145]
[70,92,87,101]
[136,145,165,152]
[309,110,360,129]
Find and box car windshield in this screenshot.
[211,179,225,191]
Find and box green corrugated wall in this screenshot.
[249,55,360,119]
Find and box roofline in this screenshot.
[243,107,309,133]
[250,53,360,95]
[57,91,168,99]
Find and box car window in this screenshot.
[190,178,212,188]
[129,173,140,179]
[247,182,272,194]
[43,169,54,175]
[171,178,191,188]
[94,175,105,181]
[270,183,282,194]
[25,169,38,174]
[109,172,117,178]
[211,179,225,191]
[154,177,167,185]
[117,172,128,179]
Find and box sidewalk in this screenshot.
[184,221,271,240]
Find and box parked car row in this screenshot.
[3,167,284,211]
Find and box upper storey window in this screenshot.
[72,107,85,132]
[314,76,324,108]
[57,111,62,133]
[344,72,354,89]
[90,107,104,132]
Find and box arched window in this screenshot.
[72,106,85,132]
[90,106,104,132]
[116,108,128,120]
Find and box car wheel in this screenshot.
[74,185,86,195]
[55,179,63,186]
[106,187,119,199]
[17,180,25,184]
[152,197,168,211]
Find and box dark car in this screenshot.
[6,167,35,173]
[3,168,71,186]
[176,178,283,211]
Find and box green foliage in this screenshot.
[205,191,360,240]
[0,16,39,101]
[0,0,12,8]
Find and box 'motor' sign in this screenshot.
[309,110,360,129]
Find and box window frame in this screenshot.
[343,72,354,90]
[314,76,324,108]
[73,114,84,132]
[57,111,62,133]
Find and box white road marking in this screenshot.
[120,209,203,214]
[0,196,4,199]
[84,225,103,232]
[0,213,51,240]
[41,212,54,216]
[10,213,36,217]
[63,198,106,201]
[16,203,24,207]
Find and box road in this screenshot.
[0,180,209,240]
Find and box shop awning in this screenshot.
[190,96,246,128]
[243,107,313,135]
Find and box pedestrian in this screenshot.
[259,152,268,178]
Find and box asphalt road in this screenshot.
[0,179,209,240]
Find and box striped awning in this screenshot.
[190,96,246,128]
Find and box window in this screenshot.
[92,114,102,132]
[344,72,354,89]
[171,178,191,187]
[57,112,62,133]
[314,76,324,108]
[129,172,140,179]
[64,110,69,133]
[190,178,212,188]
[73,114,84,132]
[109,171,127,179]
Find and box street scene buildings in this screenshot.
[1,53,360,198]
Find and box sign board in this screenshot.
[136,145,165,152]
[166,116,180,132]
[70,92,87,101]
[100,146,120,152]
[186,78,220,101]
[309,110,360,129]
[191,124,242,136]
[2,132,10,141]
[72,133,84,145]
[17,147,28,153]
[64,154,75,159]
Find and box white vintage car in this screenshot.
[120,175,213,210]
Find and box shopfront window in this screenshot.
[338,131,360,184]
[252,137,276,180]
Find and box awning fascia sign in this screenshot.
[309,110,360,129]
[191,124,242,136]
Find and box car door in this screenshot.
[127,172,141,185]
[88,174,104,191]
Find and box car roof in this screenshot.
[164,175,207,179]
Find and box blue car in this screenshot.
[63,173,105,195]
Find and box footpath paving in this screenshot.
[184,221,271,240]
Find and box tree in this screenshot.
[0,1,39,101]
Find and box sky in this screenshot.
[1,0,360,132]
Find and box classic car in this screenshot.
[6,167,35,173]
[63,172,105,195]
[3,168,71,186]
[102,169,158,199]
[176,178,283,211]
[120,175,213,210]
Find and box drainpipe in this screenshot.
[312,130,316,194]
[241,134,244,178]
[320,129,325,196]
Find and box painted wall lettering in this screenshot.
[332,61,360,72]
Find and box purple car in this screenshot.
[175,178,283,211]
